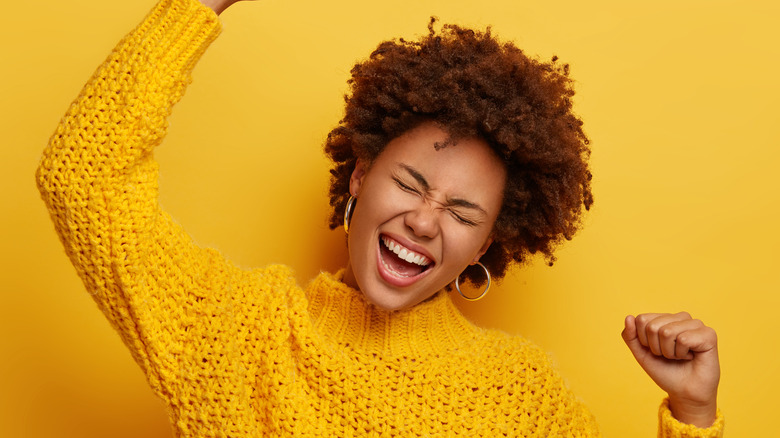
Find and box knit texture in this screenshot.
[36,0,724,436]
[658,399,724,438]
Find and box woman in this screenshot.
[36,0,722,435]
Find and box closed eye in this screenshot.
[393,168,483,227]
[449,210,478,227]
[393,177,420,194]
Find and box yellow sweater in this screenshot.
[36,0,724,436]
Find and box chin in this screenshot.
[360,284,419,311]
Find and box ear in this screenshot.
[472,236,493,264]
[349,159,368,197]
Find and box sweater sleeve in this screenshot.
[658,398,725,438]
[35,0,232,395]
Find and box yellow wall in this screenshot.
[2,0,778,436]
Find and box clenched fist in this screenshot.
[622,312,720,428]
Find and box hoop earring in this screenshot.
[343,195,357,234]
[455,262,491,301]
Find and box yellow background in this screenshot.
[2,0,778,436]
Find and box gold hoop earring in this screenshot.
[455,262,491,301]
[343,195,356,234]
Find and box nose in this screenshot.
[404,203,439,239]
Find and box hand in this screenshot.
[199,0,255,15]
[621,312,720,428]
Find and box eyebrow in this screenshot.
[400,163,430,191]
[398,164,488,215]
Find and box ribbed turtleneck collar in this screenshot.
[305,270,479,358]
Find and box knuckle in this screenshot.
[646,322,661,335]
[676,332,691,346]
[677,311,692,319]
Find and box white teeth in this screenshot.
[381,236,431,266]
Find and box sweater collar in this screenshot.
[305,270,479,358]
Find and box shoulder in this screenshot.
[224,264,301,311]
[466,326,553,366]
[449,328,599,433]
[462,327,570,390]
[251,264,298,287]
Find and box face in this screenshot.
[342,122,507,311]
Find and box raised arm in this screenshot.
[36,0,238,392]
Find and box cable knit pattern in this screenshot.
[36,0,724,436]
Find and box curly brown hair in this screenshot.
[324,18,593,286]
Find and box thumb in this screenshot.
[621,315,648,362]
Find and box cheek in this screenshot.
[366,186,414,220]
[442,225,491,261]
[349,192,401,247]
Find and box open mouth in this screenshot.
[378,235,434,279]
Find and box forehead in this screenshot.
[374,122,507,201]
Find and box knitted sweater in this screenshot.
[36,0,725,436]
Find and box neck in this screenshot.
[342,262,359,291]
